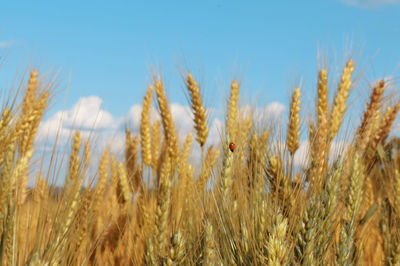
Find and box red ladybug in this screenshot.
[229,142,236,152]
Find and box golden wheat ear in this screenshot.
[357,80,386,150]
[155,79,179,164]
[186,73,209,148]
[287,87,301,156]
[140,85,153,167]
[330,59,355,140]
[226,80,240,142]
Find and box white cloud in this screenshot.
[262,102,286,117]
[240,102,286,119]
[39,96,115,136]
[340,0,400,8]
[38,96,119,152]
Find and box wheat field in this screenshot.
[0,57,399,265]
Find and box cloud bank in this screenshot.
[37,95,287,162]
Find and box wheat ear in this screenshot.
[186,73,209,147]
[155,80,179,164]
[226,80,240,141]
[22,69,38,116]
[267,213,288,265]
[287,87,301,156]
[314,69,328,188]
[330,59,354,139]
[357,80,386,150]
[141,86,153,167]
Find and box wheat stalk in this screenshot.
[155,79,179,164]
[226,80,240,141]
[186,73,209,147]
[287,87,301,156]
[141,86,153,167]
[330,59,355,139]
[357,80,386,150]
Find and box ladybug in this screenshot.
[229,142,236,152]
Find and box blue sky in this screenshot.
[1,1,399,113]
[0,1,400,168]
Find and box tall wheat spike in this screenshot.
[287,87,301,156]
[141,86,153,167]
[186,73,209,147]
[313,69,328,188]
[155,79,179,164]
[330,59,355,139]
[67,131,81,183]
[22,69,38,117]
[226,80,240,141]
[357,80,386,150]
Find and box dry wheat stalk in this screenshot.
[221,143,234,199]
[93,150,109,214]
[141,86,153,167]
[314,69,329,188]
[67,131,81,183]
[330,59,355,139]
[226,80,240,141]
[357,80,386,150]
[83,139,91,179]
[155,79,179,164]
[18,92,49,155]
[22,69,38,116]
[287,87,301,156]
[186,73,209,147]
